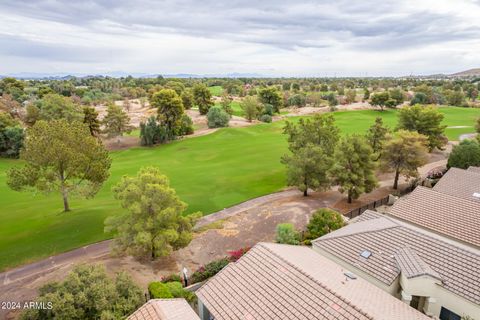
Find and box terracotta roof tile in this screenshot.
[197,243,430,320]
[128,299,199,320]
[433,167,480,202]
[468,166,480,173]
[313,212,480,305]
[388,186,480,247]
[394,247,442,280]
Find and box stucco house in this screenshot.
[196,242,430,320]
[312,210,480,319]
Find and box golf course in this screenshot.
[0,107,479,271]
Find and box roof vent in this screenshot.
[473,192,480,199]
[360,250,372,259]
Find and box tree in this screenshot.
[102,103,132,143]
[363,88,370,101]
[21,264,143,320]
[37,93,83,122]
[345,89,356,104]
[380,130,429,189]
[287,93,307,107]
[150,89,185,139]
[397,104,447,151]
[207,106,230,128]
[105,167,201,260]
[370,92,390,111]
[123,97,131,112]
[444,89,465,106]
[7,120,111,212]
[476,117,480,144]
[366,117,390,159]
[330,135,378,203]
[447,139,480,169]
[282,114,339,196]
[181,89,194,110]
[275,223,299,245]
[410,92,428,105]
[258,87,282,112]
[327,93,338,110]
[82,107,101,136]
[140,116,167,146]
[193,84,213,115]
[220,92,233,115]
[281,144,334,196]
[283,113,339,154]
[305,208,345,240]
[240,96,262,122]
[178,114,194,136]
[389,88,405,105]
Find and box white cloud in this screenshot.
[0,0,479,76]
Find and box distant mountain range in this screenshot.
[449,68,480,77]
[1,69,479,80]
[0,72,265,80]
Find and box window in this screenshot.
[439,307,461,320]
[360,250,372,259]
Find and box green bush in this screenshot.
[179,114,194,135]
[275,223,300,245]
[207,106,230,128]
[190,257,230,284]
[148,282,174,299]
[148,281,196,303]
[161,274,182,283]
[259,114,272,123]
[305,208,345,240]
[447,139,480,169]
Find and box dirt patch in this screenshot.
[95,99,156,128]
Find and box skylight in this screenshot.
[360,250,372,259]
[473,192,480,199]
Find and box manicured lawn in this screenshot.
[215,101,243,117]
[0,107,478,271]
[208,86,223,96]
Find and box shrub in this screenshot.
[275,223,300,245]
[207,106,230,128]
[149,281,196,303]
[259,114,272,123]
[190,257,230,284]
[447,139,480,169]
[148,282,174,299]
[263,104,274,116]
[227,247,250,262]
[305,208,345,240]
[161,274,182,283]
[178,114,194,135]
[21,265,143,320]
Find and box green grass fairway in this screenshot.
[215,101,243,117]
[208,86,223,96]
[0,107,478,271]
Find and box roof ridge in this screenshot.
[394,246,442,281]
[411,185,480,205]
[259,243,374,319]
[312,217,400,243]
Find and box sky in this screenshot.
[0,0,479,77]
